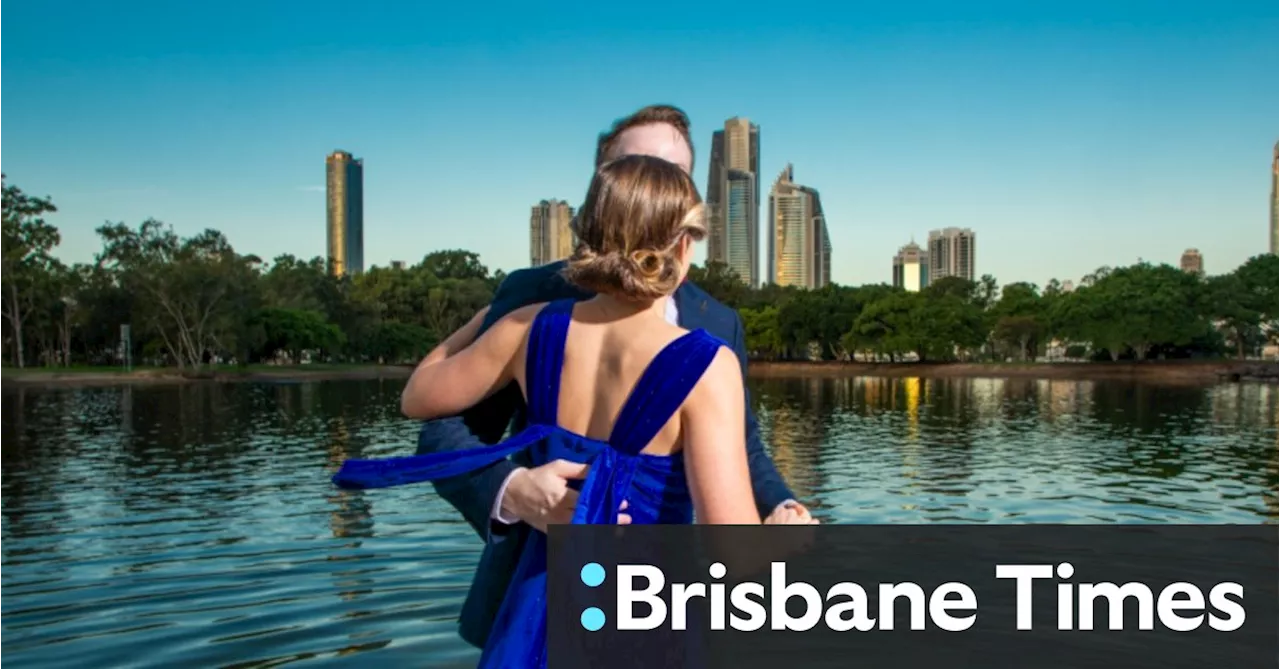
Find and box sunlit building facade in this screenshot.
[706,117,760,285]
[768,164,831,289]
[927,227,976,282]
[326,150,364,277]
[530,199,575,266]
[892,241,930,292]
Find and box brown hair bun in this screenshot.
[562,155,706,301]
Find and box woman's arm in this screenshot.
[401,304,537,421]
[681,347,761,525]
[421,306,491,366]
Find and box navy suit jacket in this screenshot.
[415,260,794,648]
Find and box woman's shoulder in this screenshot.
[494,300,562,327]
[682,338,740,397]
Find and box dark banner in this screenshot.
[546,525,1277,668]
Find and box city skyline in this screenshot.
[325,150,364,277]
[3,1,1275,288]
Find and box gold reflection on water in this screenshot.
[763,378,829,503]
[1264,386,1274,524]
[903,377,921,442]
[327,417,351,466]
[898,378,923,493]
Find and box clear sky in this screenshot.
[3,0,1276,287]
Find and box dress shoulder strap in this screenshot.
[607,329,726,455]
[524,299,575,426]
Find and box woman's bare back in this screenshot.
[512,297,693,456]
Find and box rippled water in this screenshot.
[2,377,1276,667]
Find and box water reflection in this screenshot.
[1,376,1276,667]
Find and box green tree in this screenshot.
[686,261,747,308]
[251,308,345,362]
[1203,272,1264,358]
[992,282,1043,360]
[420,249,489,281]
[2,176,61,367]
[95,220,260,371]
[740,306,784,359]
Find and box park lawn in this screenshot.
[0,362,396,377]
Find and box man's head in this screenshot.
[594,105,695,176]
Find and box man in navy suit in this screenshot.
[415,104,816,649]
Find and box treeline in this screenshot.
[4,175,1278,370]
[688,253,1278,363]
[3,177,498,370]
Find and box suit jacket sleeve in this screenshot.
[415,273,537,544]
[729,310,796,517]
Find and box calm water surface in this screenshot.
[2,377,1276,667]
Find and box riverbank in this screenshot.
[3,359,1275,389]
[1,364,414,389]
[749,359,1278,384]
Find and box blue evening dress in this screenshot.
[330,298,725,668]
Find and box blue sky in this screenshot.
[3,0,1276,287]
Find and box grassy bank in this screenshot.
[748,359,1278,384]
[1,363,413,388]
[4,359,1275,389]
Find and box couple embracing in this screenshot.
[332,104,818,667]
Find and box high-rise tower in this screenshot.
[326,150,364,277]
[927,227,976,282]
[1270,142,1278,255]
[530,199,575,266]
[768,164,831,289]
[705,117,760,285]
[1180,248,1204,275]
[892,241,929,291]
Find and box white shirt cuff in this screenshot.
[491,467,526,525]
[774,499,799,515]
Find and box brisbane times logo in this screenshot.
[575,561,1247,633]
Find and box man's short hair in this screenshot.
[595,104,695,169]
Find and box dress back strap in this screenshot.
[607,329,725,455]
[524,299,575,426]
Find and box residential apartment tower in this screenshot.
[1180,248,1204,275]
[892,241,929,292]
[326,150,364,277]
[705,117,760,285]
[767,164,831,289]
[1271,142,1278,255]
[927,227,976,282]
[530,199,575,267]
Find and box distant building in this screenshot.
[326,150,364,277]
[1271,142,1278,255]
[530,199,575,266]
[927,227,976,282]
[706,117,760,285]
[1061,280,1075,293]
[768,164,831,289]
[1180,248,1204,275]
[390,260,405,270]
[892,241,929,292]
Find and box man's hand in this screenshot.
[764,500,819,525]
[500,460,589,533]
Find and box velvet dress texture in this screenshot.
[331,298,724,667]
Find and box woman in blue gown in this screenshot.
[332,155,798,667]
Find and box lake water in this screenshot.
[2,377,1276,667]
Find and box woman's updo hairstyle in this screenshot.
[562,154,706,301]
